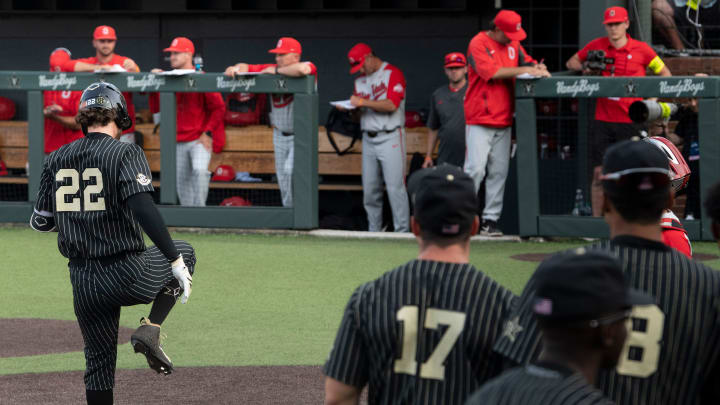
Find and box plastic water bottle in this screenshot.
[572,188,584,216]
[193,54,204,72]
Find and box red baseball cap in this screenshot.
[269,37,302,54]
[211,165,236,182]
[49,47,71,72]
[348,43,372,74]
[220,196,252,207]
[493,10,526,41]
[93,25,117,40]
[164,37,195,54]
[603,6,629,24]
[444,52,466,68]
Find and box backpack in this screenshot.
[225,92,268,126]
[325,108,362,156]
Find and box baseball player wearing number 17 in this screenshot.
[324,165,516,404]
[493,139,720,405]
[30,82,196,405]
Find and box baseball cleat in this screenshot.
[130,317,173,375]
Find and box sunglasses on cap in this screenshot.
[52,47,72,56]
[600,167,672,190]
[565,309,632,329]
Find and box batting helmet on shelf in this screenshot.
[644,136,691,193]
[0,96,16,120]
[78,82,132,132]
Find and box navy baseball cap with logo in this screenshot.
[407,164,477,236]
[601,138,673,193]
[532,249,654,323]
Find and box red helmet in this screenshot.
[0,96,16,120]
[644,136,691,192]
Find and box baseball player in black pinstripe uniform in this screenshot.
[493,139,720,405]
[467,250,652,405]
[323,164,516,404]
[30,82,195,405]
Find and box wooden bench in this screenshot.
[0,122,432,191]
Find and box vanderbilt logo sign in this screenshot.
[216,76,256,92]
[555,80,600,97]
[38,74,77,90]
[658,79,705,97]
[127,74,166,91]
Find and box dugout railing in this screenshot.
[0,71,318,229]
[515,75,719,240]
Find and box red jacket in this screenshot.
[64,54,138,134]
[465,31,536,127]
[577,35,663,123]
[43,90,83,154]
[150,91,226,153]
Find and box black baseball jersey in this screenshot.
[323,259,517,404]
[34,132,154,259]
[493,236,720,405]
[465,363,615,405]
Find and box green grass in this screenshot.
[1,227,718,375]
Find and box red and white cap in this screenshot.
[211,165,236,182]
[493,10,526,41]
[268,37,302,54]
[444,52,466,68]
[603,6,628,24]
[93,25,117,40]
[164,37,195,54]
[49,47,71,72]
[348,43,372,74]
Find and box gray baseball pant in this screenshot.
[463,124,511,222]
[273,128,294,207]
[362,128,409,232]
[176,140,211,207]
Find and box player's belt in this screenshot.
[69,252,130,268]
[365,127,400,138]
[281,131,294,137]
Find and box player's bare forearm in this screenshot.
[356,98,398,113]
[566,54,583,71]
[72,61,102,72]
[277,62,312,77]
[324,377,361,405]
[658,66,672,76]
[224,63,250,77]
[493,66,550,79]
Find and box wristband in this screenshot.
[424,156,433,161]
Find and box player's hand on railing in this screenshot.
[171,254,193,304]
[123,58,140,72]
[526,65,551,78]
[151,68,163,74]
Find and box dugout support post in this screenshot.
[159,92,178,205]
[515,98,540,236]
[698,98,720,240]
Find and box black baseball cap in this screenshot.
[407,164,478,236]
[532,249,654,322]
[601,139,673,193]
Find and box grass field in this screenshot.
[2,227,719,377]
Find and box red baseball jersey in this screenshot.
[465,31,536,128]
[577,35,665,123]
[247,62,317,133]
[150,91,226,153]
[63,54,138,134]
[660,210,692,258]
[43,90,83,153]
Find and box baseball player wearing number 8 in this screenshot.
[324,165,516,404]
[30,82,196,405]
[492,139,720,405]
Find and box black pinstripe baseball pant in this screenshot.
[69,240,196,390]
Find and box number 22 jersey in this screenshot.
[493,235,720,405]
[33,132,155,259]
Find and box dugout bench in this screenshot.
[0,122,432,193]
